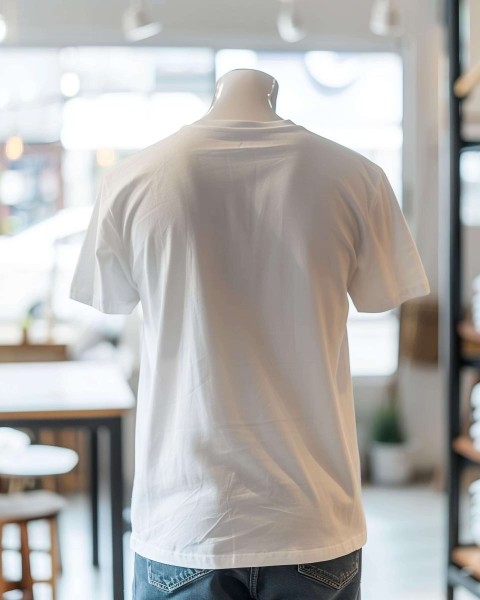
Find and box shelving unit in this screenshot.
[444,1,480,598]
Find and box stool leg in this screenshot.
[19,521,34,600]
[49,517,59,600]
[8,478,26,493]
[49,515,62,575]
[0,524,7,598]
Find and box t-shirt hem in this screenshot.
[353,278,431,313]
[129,529,367,569]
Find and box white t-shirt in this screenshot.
[70,117,431,569]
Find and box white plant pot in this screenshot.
[369,440,413,485]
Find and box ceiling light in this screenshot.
[96,148,117,168]
[370,0,403,37]
[0,12,7,43]
[60,72,81,97]
[123,0,162,42]
[304,52,359,91]
[5,135,24,161]
[277,0,306,43]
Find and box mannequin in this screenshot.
[70,55,430,597]
[199,68,283,123]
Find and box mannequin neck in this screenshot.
[201,69,282,122]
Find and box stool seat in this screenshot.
[0,445,78,478]
[0,428,30,454]
[0,490,68,524]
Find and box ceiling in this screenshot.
[1,0,421,49]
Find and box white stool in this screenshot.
[0,489,68,600]
[0,445,79,585]
[0,445,79,493]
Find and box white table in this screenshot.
[0,360,136,600]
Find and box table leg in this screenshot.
[90,427,99,567]
[110,417,125,600]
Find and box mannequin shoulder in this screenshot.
[299,128,383,178]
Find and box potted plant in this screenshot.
[369,377,413,485]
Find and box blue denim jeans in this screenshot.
[133,547,362,599]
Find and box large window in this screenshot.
[0,47,403,376]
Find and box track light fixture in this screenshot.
[123,0,162,42]
[369,0,403,37]
[277,0,306,43]
[0,10,7,43]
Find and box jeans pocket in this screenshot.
[297,548,361,591]
[147,558,214,593]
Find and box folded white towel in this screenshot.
[469,423,480,438]
[471,386,480,409]
[468,479,480,494]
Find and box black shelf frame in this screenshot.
[449,564,480,596]
[444,0,480,598]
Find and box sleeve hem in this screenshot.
[352,279,431,313]
[69,287,139,315]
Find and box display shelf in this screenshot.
[443,0,480,598]
[451,547,480,582]
[449,547,480,595]
[458,318,480,366]
[457,320,480,346]
[457,317,480,367]
[452,435,480,464]
[460,140,480,150]
[462,357,480,369]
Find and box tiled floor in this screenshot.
[2,480,479,599]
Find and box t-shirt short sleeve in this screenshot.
[347,168,431,313]
[69,177,140,315]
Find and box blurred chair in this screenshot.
[0,489,67,600]
[0,438,78,599]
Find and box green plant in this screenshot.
[371,379,407,444]
[371,404,406,443]
[20,311,34,343]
